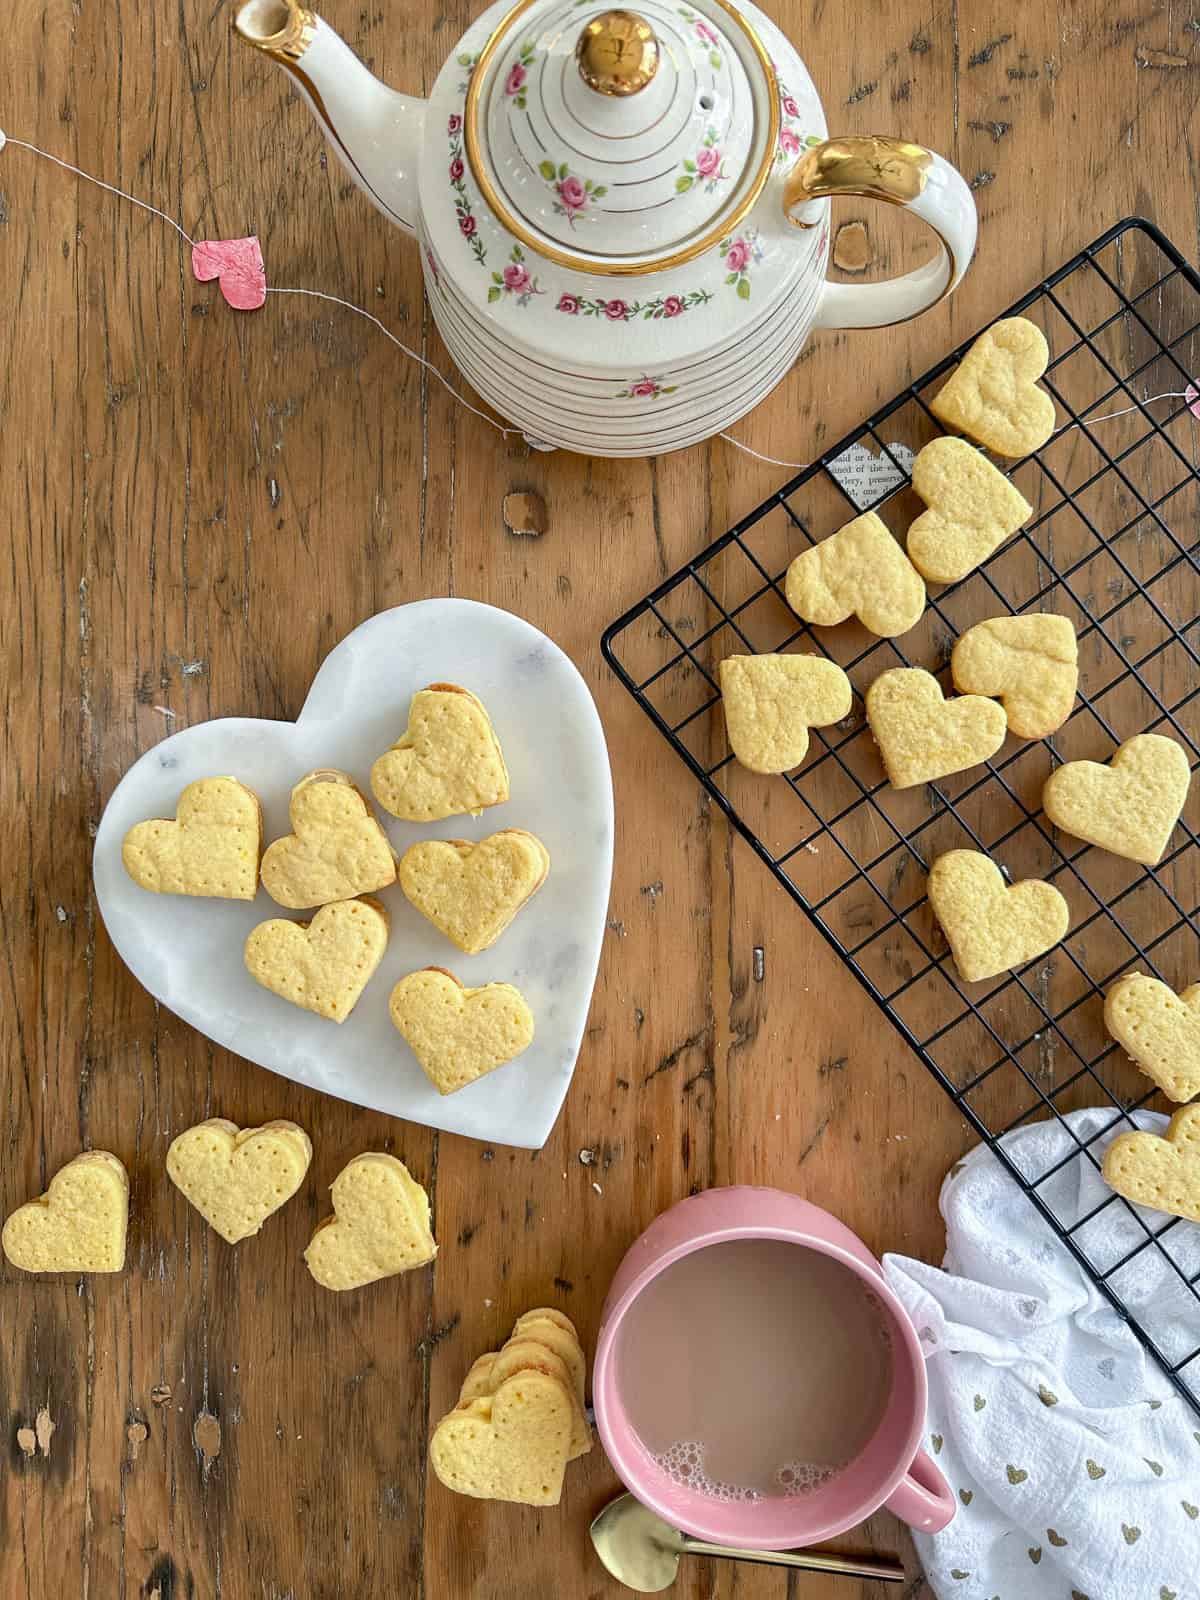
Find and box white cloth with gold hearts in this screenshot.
[884,1107,1200,1600]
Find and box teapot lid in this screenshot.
[464,0,779,274]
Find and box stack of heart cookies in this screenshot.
[430,1307,591,1506]
[119,682,546,1097]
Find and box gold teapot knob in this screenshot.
[576,10,660,96]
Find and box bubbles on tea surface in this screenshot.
[654,1441,843,1501]
[653,1440,763,1504]
[775,1459,839,1496]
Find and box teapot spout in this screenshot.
[234,0,423,236]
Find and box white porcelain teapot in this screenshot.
[234,0,977,456]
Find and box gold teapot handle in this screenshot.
[782,135,977,330]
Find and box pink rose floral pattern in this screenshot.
[488,243,545,307]
[774,65,823,164]
[615,375,678,400]
[677,127,727,194]
[503,41,537,110]
[720,227,762,299]
[539,161,607,226]
[679,6,722,70]
[448,113,486,266]
[556,288,714,321]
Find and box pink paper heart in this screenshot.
[1186,383,1200,420]
[191,236,266,311]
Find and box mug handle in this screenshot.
[783,135,977,331]
[882,1446,957,1533]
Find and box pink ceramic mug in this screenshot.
[593,1185,955,1550]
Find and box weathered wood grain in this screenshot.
[3,0,1198,1595]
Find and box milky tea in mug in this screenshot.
[616,1239,894,1502]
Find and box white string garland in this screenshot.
[264,285,526,439]
[3,129,1195,471]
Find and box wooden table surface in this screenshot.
[3,0,1196,1594]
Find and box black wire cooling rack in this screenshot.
[602,218,1200,1413]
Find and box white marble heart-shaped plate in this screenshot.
[93,600,614,1148]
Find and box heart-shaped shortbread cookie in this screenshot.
[515,1313,585,1400]
[244,896,389,1022]
[122,776,262,900]
[516,1305,579,1341]
[431,1369,573,1505]
[399,830,550,955]
[261,770,396,908]
[907,437,1033,583]
[719,653,852,773]
[1103,1105,1200,1221]
[928,849,1070,983]
[458,1352,500,1405]
[951,614,1078,739]
[166,1118,312,1243]
[480,1337,592,1460]
[456,1321,582,1416]
[785,511,926,638]
[304,1152,437,1290]
[866,668,1007,789]
[930,316,1056,458]
[2,1151,129,1273]
[1104,973,1200,1102]
[506,1319,591,1459]
[1043,734,1191,865]
[371,683,509,822]
[389,968,534,1095]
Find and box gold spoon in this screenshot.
[590,1493,907,1592]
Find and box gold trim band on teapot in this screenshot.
[233,0,316,62]
[463,0,780,278]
